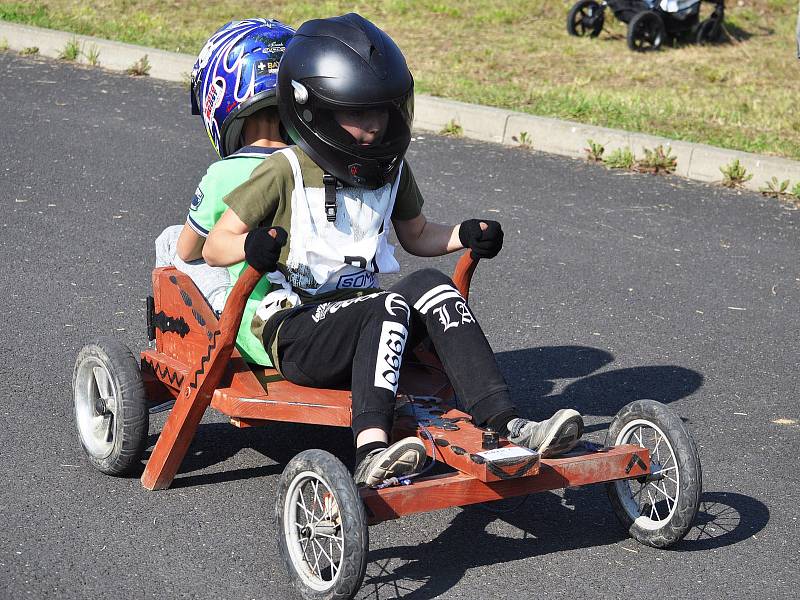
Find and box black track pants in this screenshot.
[265,268,514,438]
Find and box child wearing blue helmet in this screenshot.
[155,18,295,367]
[205,14,585,487]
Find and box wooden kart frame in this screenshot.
[139,252,651,523]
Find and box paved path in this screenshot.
[0,53,797,600]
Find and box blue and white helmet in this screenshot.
[190,18,295,158]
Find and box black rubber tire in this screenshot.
[567,0,605,38]
[627,11,666,51]
[276,450,368,600]
[73,337,149,475]
[695,17,722,45]
[605,400,702,548]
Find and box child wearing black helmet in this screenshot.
[205,13,584,487]
[155,18,294,367]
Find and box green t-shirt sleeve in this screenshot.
[186,168,227,236]
[391,161,425,221]
[223,152,292,229]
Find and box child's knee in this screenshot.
[412,268,454,290]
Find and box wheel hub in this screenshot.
[637,459,666,483]
[94,397,108,414]
[300,520,338,540]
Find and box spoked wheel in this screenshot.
[277,450,368,600]
[695,18,722,45]
[606,400,702,548]
[627,11,666,51]
[567,0,605,38]
[73,337,148,475]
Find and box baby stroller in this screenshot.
[567,0,725,51]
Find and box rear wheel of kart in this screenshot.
[277,450,368,600]
[567,0,605,38]
[73,337,149,475]
[627,11,666,51]
[695,18,722,45]
[605,400,702,548]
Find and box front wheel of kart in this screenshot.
[605,400,702,548]
[73,337,149,475]
[627,11,666,51]
[567,0,605,38]
[277,450,368,600]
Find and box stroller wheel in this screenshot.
[567,0,605,38]
[695,18,722,45]
[627,11,666,52]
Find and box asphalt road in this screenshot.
[1,52,797,600]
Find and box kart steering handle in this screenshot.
[452,250,480,302]
[216,265,263,348]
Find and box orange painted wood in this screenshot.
[140,348,188,393]
[212,383,353,427]
[141,266,263,490]
[360,444,651,524]
[392,397,540,483]
[151,268,221,369]
[452,251,479,301]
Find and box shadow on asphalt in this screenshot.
[142,420,354,488]
[358,490,769,600]
[496,345,704,433]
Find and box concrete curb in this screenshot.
[3,20,798,193]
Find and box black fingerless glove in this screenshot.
[458,219,504,259]
[244,226,288,273]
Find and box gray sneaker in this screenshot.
[354,437,426,487]
[507,409,584,457]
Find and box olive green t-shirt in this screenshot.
[224,146,424,246]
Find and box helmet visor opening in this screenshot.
[312,95,412,158]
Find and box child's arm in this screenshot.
[203,208,250,267]
[394,215,504,259]
[205,209,285,273]
[392,213,462,257]
[176,224,205,262]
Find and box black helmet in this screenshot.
[277,13,414,189]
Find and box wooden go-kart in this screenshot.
[73,252,702,600]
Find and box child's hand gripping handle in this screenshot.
[222,226,288,339]
[244,226,288,273]
[458,219,504,260]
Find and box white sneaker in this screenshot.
[507,409,584,457]
[353,437,426,487]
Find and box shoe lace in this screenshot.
[509,418,526,440]
[374,396,438,490]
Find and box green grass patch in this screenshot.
[83,42,100,65]
[58,36,80,60]
[604,147,636,169]
[1,0,798,158]
[125,53,150,76]
[439,118,463,137]
[719,159,753,188]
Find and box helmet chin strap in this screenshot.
[322,173,338,222]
